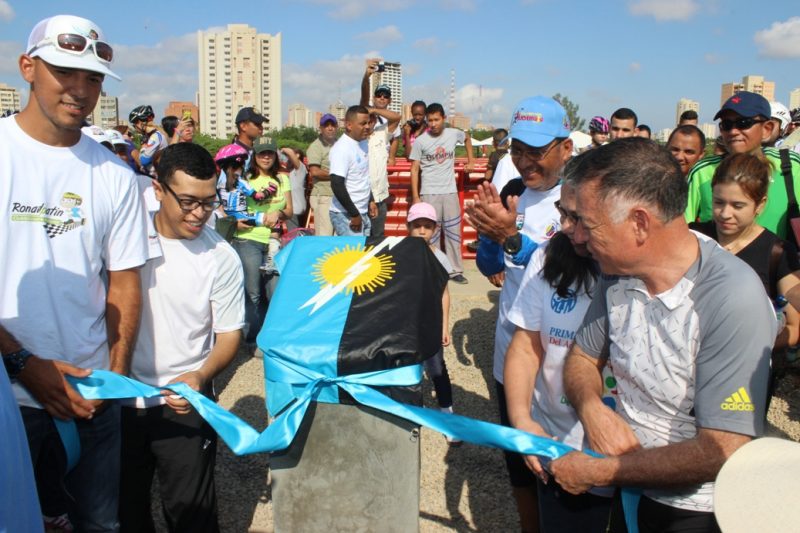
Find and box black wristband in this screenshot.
[3,348,33,380]
[502,232,522,255]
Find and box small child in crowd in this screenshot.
[406,202,461,445]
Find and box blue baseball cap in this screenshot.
[714,91,771,120]
[509,96,571,148]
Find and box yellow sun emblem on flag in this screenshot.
[311,244,396,295]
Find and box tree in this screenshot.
[552,93,585,133]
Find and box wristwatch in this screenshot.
[502,232,522,255]
[3,348,33,380]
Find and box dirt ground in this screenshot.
[165,266,800,532]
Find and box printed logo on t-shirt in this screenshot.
[550,289,577,314]
[544,220,558,239]
[10,192,86,239]
[425,146,454,164]
[720,387,754,412]
[515,213,525,230]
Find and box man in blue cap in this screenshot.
[465,95,573,532]
[685,91,800,240]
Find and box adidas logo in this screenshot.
[720,387,755,412]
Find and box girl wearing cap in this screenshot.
[233,137,292,345]
[406,202,461,445]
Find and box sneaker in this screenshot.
[450,274,468,284]
[44,513,74,532]
[466,240,479,252]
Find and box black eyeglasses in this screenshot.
[554,200,579,225]
[161,181,221,212]
[29,33,113,63]
[719,117,766,132]
[511,138,563,163]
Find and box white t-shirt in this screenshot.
[0,117,149,408]
[493,183,562,383]
[127,224,245,407]
[491,154,520,195]
[135,174,163,259]
[329,134,371,214]
[368,116,401,203]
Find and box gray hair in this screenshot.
[564,137,687,223]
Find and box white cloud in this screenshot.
[628,0,699,21]
[413,37,439,51]
[704,52,722,64]
[455,83,505,122]
[299,0,408,20]
[283,53,369,116]
[111,32,199,119]
[754,17,800,59]
[0,1,14,22]
[629,62,642,72]
[355,25,403,48]
[0,41,19,74]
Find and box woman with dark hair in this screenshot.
[403,100,427,153]
[691,153,800,380]
[504,180,615,532]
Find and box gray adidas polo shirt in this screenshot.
[576,232,775,512]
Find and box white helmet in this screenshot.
[770,101,791,131]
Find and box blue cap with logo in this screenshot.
[714,91,771,120]
[509,96,571,148]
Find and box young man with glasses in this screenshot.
[119,143,244,532]
[685,92,800,240]
[465,95,573,533]
[0,15,149,530]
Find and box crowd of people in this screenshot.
[3,12,800,533]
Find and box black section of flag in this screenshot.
[337,237,448,406]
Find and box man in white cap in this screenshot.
[0,15,149,531]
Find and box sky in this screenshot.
[1,0,798,135]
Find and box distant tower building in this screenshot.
[449,112,471,131]
[287,103,313,128]
[676,98,700,124]
[790,88,800,110]
[0,83,22,115]
[368,61,402,114]
[87,92,119,129]
[198,24,282,139]
[720,75,775,107]
[700,123,717,141]
[328,101,347,124]
[449,69,456,118]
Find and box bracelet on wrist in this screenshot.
[3,348,33,380]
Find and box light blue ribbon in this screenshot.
[68,360,639,532]
[53,419,80,471]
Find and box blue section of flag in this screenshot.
[259,236,365,415]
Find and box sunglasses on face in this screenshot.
[718,117,766,132]
[30,33,114,63]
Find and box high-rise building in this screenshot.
[287,103,313,128]
[198,24,282,139]
[328,101,347,125]
[720,75,775,107]
[87,92,119,129]
[790,88,800,110]
[700,123,717,142]
[656,128,673,144]
[0,83,21,115]
[676,98,700,124]
[367,61,402,114]
[164,101,199,126]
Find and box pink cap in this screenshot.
[407,202,437,223]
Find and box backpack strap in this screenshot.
[781,148,797,209]
[768,238,785,300]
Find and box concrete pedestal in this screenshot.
[271,401,420,532]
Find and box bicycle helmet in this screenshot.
[589,116,609,133]
[129,105,154,124]
[214,143,249,168]
[791,107,800,124]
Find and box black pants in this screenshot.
[120,403,220,533]
[423,347,453,408]
[537,478,611,533]
[609,490,721,533]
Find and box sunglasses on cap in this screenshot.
[29,33,113,63]
[718,117,766,132]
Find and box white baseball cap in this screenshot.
[26,15,120,81]
[104,129,128,147]
[81,124,112,145]
[714,437,800,532]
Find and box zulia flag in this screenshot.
[260,235,448,416]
